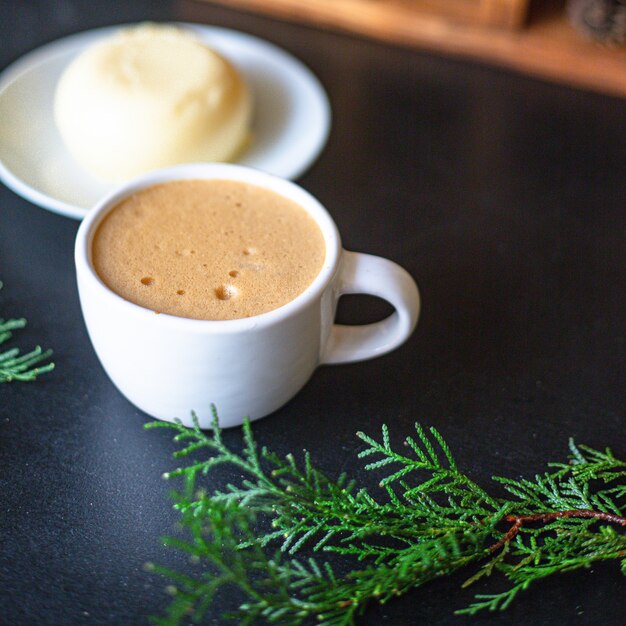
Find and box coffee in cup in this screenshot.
[91,179,326,321]
[76,163,420,428]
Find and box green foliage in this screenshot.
[0,282,54,382]
[146,410,626,624]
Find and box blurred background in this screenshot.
[185,0,626,97]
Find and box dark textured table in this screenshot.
[1,1,625,624]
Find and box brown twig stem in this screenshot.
[490,509,626,553]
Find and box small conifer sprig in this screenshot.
[0,282,54,382]
[146,410,626,625]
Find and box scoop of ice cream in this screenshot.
[54,24,251,182]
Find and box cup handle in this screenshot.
[321,250,420,365]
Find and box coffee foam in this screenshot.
[92,180,326,320]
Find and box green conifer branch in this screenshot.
[145,412,626,624]
[0,282,54,382]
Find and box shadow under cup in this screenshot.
[75,163,420,428]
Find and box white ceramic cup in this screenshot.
[75,163,420,428]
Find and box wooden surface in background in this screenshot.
[194,0,626,97]
[195,0,531,30]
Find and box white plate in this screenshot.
[0,24,331,220]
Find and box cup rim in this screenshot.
[75,163,342,333]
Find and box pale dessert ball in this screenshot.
[54,24,252,181]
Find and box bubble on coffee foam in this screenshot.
[176,290,185,296]
[215,285,238,301]
[228,270,239,278]
[242,247,256,256]
[141,277,155,286]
